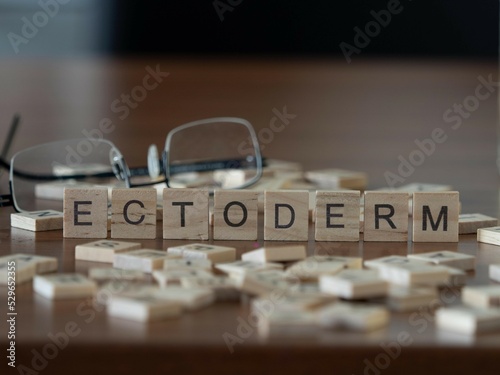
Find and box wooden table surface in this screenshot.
[1,58,500,374]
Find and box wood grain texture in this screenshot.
[10,210,63,231]
[364,191,408,242]
[111,188,157,239]
[412,192,460,242]
[314,190,360,241]
[163,189,209,240]
[264,190,309,241]
[63,187,108,238]
[213,190,259,240]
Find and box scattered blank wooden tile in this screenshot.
[4,253,58,274]
[385,285,438,312]
[107,293,183,322]
[213,190,259,240]
[181,276,240,301]
[215,260,283,276]
[0,256,36,285]
[364,255,428,269]
[167,243,236,263]
[412,191,459,242]
[152,269,214,288]
[163,258,212,271]
[319,269,388,299]
[363,191,408,242]
[257,310,318,337]
[113,249,180,273]
[33,273,97,299]
[264,190,309,241]
[111,189,157,239]
[317,302,389,332]
[152,286,215,311]
[285,257,345,280]
[490,264,500,282]
[435,306,500,335]
[63,187,108,238]
[315,190,360,241]
[75,240,141,263]
[163,189,209,240]
[253,294,334,314]
[88,268,146,281]
[99,281,157,303]
[408,250,475,271]
[459,213,498,234]
[438,265,467,287]
[234,270,292,296]
[305,169,368,190]
[462,285,500,309]
[241,245,306,263]
[377,262,450,287]
[11,210,63,232]
[477,226,500,246]
[287,282,333,299]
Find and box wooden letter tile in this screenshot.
[11,210,63,232]
[315,190,360,242]
[0,255,37,285]
[408,250,475,271]
[264,190,309,241]
[33,273,97,300]
[490,264,500,282]
[113,249,180,273]
[317,302,389,332]
[213,190,259,240]
[107,293,183,322]
[75,240,141,263]
[63,187,108,238]
[459,213,498,234]
[88,268,146,281]
[462,285,500,309]
[319,269,388,299]
[167,243,236,264]
[111,189,157,239]
[477,226,500,246]
[241,245,306,263]
[435,306,500,335]
[363,191,408,242]
[163,189,209,240]
[412,192,459,242]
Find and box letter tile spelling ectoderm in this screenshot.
[63,187,108,238]
[314,190,360,241]
[111,189,157,239]
[363,191,408,242]
[264,190,309,241]
[163,189,209,240]
[412,191,459,242]
[213,190,259,240]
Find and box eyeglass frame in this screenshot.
[0,116,264,213]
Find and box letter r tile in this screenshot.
[364,191,408,242]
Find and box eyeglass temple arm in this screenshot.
[167,157,267,175]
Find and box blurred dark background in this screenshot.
[111,0,498,59]
[0,0,498,59]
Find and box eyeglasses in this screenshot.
[0,116,263,213]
